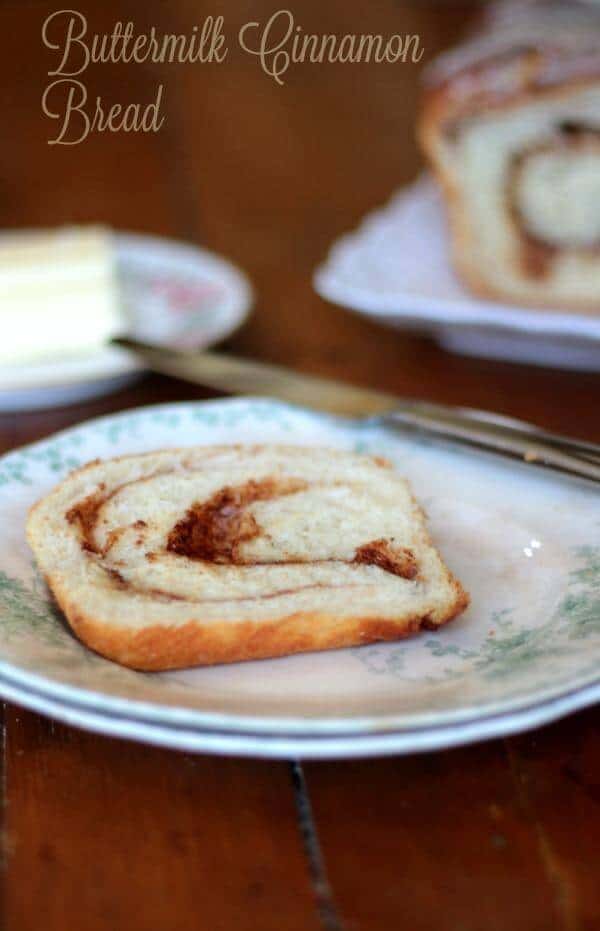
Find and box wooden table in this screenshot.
[1,2,599,928]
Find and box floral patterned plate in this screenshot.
[0,398,598,758]
[0,233,252,411]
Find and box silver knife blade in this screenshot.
[114,338,600,486]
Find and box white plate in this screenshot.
[1,668,598,759]
[0,398,598,757]
[0,233,253,411]
[314,178,600,370]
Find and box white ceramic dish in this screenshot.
[0,398,598,758]
[1,669,598,760]
[0,233,253,411]
[314,177,600,371]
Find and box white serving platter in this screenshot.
[315,177,600,371]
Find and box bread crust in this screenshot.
[50,575,469,672]
[421,70,600,132]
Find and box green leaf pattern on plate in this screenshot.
[358,545,600,682]
[0,545,597,687]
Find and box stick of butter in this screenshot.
[0,226,122,365]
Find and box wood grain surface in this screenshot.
[0,1,598,929]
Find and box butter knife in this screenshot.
[114,338,600,486]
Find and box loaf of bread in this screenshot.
[419,0,600,311]
[26,445,468,671]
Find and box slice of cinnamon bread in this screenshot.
[26,445,469,671]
